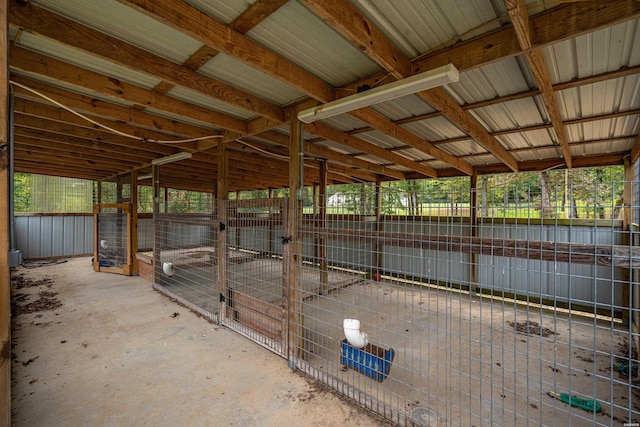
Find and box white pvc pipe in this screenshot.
[162,262,175,277]
[343,318,368,348]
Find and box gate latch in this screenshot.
[281,236,292,244]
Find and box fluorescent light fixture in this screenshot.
[137,174,152,180]
[298,64,459,123]
[151,152,192,165]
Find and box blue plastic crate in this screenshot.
[341,339,395,382]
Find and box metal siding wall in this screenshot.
[15,215,94,259]
[476,222,622,307]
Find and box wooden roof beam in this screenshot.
[505,0,573,169]
[302,0,516,174]
[10,45,248,136]
[305,122,438,178]
[8,0,284,122]
[152,0,288,94]
[256,130,407,181]
[413,0,640,74]
[118,0,336,103]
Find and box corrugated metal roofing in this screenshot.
[248,1,382,86]
[13,32,161,90]
[7,0,640,191]
[352,0,503,59]
[32,0,203,64]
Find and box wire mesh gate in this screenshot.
[220,198,288,356]
[93,203,132,275]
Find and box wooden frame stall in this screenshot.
[93,203,133,275]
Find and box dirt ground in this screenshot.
[9,257,388,427]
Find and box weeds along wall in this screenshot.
[147,183,638,426]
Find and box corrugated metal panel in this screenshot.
[247,1,382,86]
[198,53,305,105]
[570,138,636,158]
[402,116,467,141]
[183,0,251,25]
[351,0,502,59]
[370,95,438,121]
[449,58,531,105]
[434,138,488,157]
[358,130,406,150]
[33,0,203,63]
[314,140,362,156]
[464,152,499,167]
[470,99,546,133]
[15,215,93,259]
[13,32,161,91]
[317,115,371,132]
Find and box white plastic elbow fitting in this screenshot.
[162,262,175,277]
[343,318,369,348]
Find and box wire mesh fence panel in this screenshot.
[153,213,218,320]
[222,198,289,355]
[294,182,639,426]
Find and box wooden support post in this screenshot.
[374,176,383,275]
[0,2,11,422]
[130,170,139,275]
[96,180,102,204]
[217,141,229,326]
[268,188,274,255]
[318,161,328,289]
[152,165,160,283]
[470,172,478,294]
[622,157,633,326]
[286,116,303,363]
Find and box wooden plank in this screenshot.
[229,289,282,341]
[301,226,640,269]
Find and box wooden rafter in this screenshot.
[305,122,438,178]
[302,0,518,173]
[152,0,288,94]
[118,0,336,104]
[413,0,640,74]
[8,0,285,122]
[505,0,573,168]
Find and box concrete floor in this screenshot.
[10,257,388,426]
